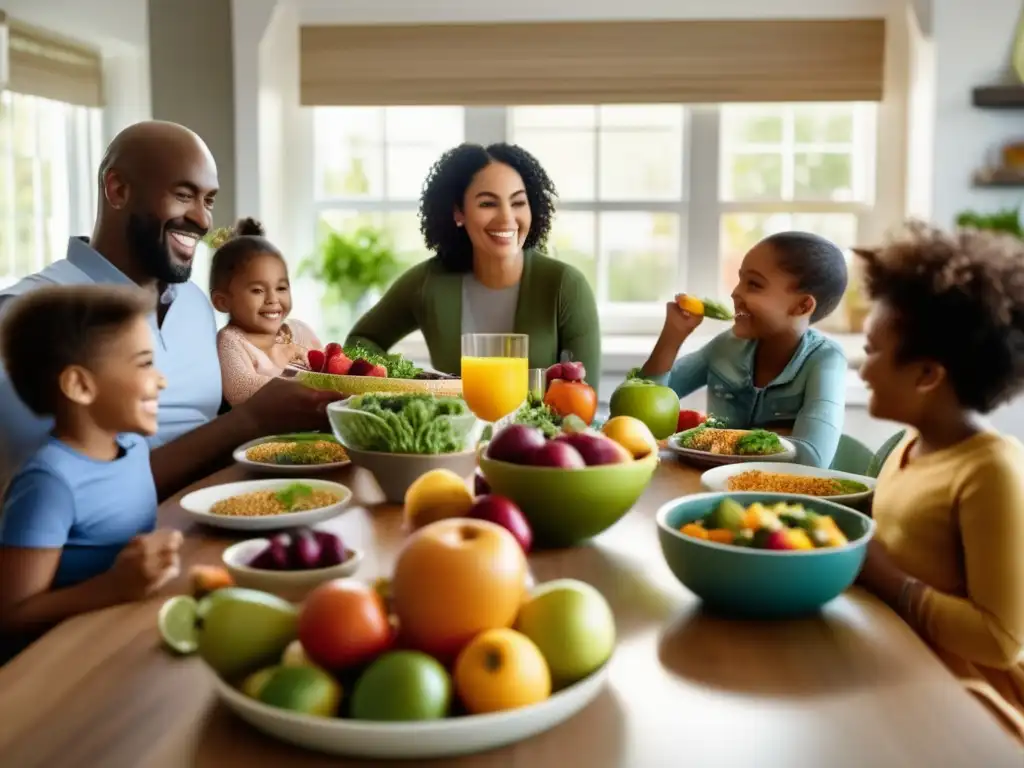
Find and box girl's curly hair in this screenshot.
[854,219,1024,413]
[418,142,558,272]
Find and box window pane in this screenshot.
[14,156,38,277]
[719,212,857,296]
[384,107,464,200]
[547,211,597,293]
[602,212,679,303]
[722,153,783,200]
[793,105,854,143]
[598,106,684,200]
[314,107,385,198]
[512,106,596,130]
[722,107,783,144]
[11,96,35,156]
[513,128,595,201]
[793,152,853,201]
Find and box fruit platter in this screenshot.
[160,518,614,759]
[296,342,463,398]
[667,416,797,469]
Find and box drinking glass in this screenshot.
[460,333,529,425]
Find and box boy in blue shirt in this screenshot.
[0,285,182,651]
[642,231,849,468]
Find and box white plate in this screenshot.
[667,435,797,469]
[209,660,609,760]
[699,461,876,505]
[232,435,351,475]
[179,478,353,532]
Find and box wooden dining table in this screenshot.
[0,453,1021,768]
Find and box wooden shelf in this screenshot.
[972,84,1024,108]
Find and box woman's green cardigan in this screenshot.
[345,250,602,394]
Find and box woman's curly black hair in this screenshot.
[419,142,558,272]
[855,220,1024,413]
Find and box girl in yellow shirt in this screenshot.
[853,222,1024,741]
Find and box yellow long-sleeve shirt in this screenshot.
[874,429,1024,738]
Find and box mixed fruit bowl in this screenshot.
[656,492,875,619]
[297,343,463,398]
[159,517,614,759]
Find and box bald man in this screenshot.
[0,120,340,496]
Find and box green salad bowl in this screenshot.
[478,451,659,548]
[326,401,479,453]
[656,492,875,619]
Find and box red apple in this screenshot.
[543,362,564,391]
[554,431,631,466]
[467,494,532,553]
[528,440,586,469]
[487,424,547,465]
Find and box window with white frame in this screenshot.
[310,101,879,335]
[0,91,104,288]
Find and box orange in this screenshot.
[453,628,551,714]
[391,518,528,662]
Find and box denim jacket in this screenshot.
[650,328,848,468]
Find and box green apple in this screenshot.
[258,665,342,718]
[609,379,680,439]
[350,651,451,721]
[196,587,299,681]
[514,578,616,688]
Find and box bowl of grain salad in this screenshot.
[178,478,354,531]
[233,433,350,475]
[699,462,875,508]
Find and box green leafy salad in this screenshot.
[512,392,564,438]
[342,393,470,454]
[343,343,422,379]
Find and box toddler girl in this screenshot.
[853,222,1024,742]
[210,218,321,406]
[640,231,849,467]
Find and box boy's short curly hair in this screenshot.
[0,284,154,416]
[209,217,283,293]
[762,231,848,323]
[854,220,1024,413]
[419,142,557,272]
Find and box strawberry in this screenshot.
[347,358,375,376]
[307,349,326,372]
[326,353,352,375]
[323,342,343,360]
[367,363,388,378]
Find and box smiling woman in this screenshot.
[345,143,602,389]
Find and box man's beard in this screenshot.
[126,213,194,284]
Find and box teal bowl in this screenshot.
[479,452,659,548]
[656,492,875,619]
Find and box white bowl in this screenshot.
[222,538,363,600]
[179,478,353,532]
[232,434,351,476]
[699,461,876,505]
[667,435,797,470]
[207,659,609,759]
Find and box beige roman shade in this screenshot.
[300,18,886,107]
[0,10,104,107]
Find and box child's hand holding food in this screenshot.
[107,529,184,601]
[661,294,705,343]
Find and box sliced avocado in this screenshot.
[706,497,747,532]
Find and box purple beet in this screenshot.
[317,534,347,567]
[312,529,337,548]
[291,529,322,570]
[266,540,290,570]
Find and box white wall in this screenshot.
[928,0,1024,227]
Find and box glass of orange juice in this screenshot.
[461,333,529,424]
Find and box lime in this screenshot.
[158,595,199,654]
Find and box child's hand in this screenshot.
[107,529,184,601]
[661,298,704,344]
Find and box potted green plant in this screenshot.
[955,205,1023,238]
[299,226,402,338]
